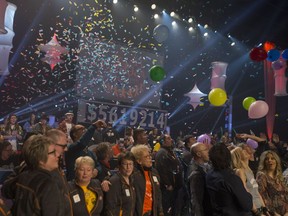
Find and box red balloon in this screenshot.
[249,47,267,62]
[263,41,276,53]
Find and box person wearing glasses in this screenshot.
[68,156,103,216]
[131,144,164,216]
[46,129,73,216]
[104,152,136,216]
[12,135,66,216]
[65,120,107,181]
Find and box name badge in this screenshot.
[153,176,158,183]
[73,194,81,203]
[125,189,130,197]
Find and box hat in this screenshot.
[65,112,74,116]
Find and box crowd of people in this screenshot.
[0,112,288,216]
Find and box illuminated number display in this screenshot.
[77,100,168,129]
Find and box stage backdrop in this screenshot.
[76,35,164,108]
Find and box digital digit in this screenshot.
[87,104,97,121]
[119,108,127,125]
[147,111,155,128]
[109,107,118,123]
[130,109,138,126]
[139,110,147,127]
[156,113,166,129]
[99,105,108,120]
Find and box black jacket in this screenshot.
[104,172,136,216]
[68,179,103,216]
[132,164,163,216]
[12,168,67,216]
[206,169,253,216]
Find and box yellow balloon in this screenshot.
[208,88,227,106]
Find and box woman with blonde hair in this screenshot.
[231,146,268,216]
[256,150,288,216]
[68,156,103,216]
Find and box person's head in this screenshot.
[40,113,49,125]
[125,127,133,137]
[231,147,247,170]
[46,129,68,155]
[258,150,282,179]
[94,142,112,162]
[190,142,209,163]
[131,144,152,168]
[30,113,36,122]
[23,135,59,171]
[64,112,74,123]
[259,132,267,140]
[161,134,173,147]
[209,143,231,170]
[8,114,17,125]
[124,135,134,147]
[118,152,135,178]
[0,141,13,160]
[133,128,148,145]
[184,135,197,150]
[74,156,95,186]
[70,124,86,142]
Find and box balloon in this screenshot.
[208,88,227,106]
[242,97,256,110]
[267,49,280,62]
[149,65,166,82]
[282,49,288,60]
[197,134,211,144]
[246,138,258,149]
[272,59,285,71]
[263,41,276,53]
[248,100,269,119]
[153,24,169,43]
[249,47,267,62]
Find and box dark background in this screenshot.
[1,0,288,140]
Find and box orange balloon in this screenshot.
[263,41,276,53]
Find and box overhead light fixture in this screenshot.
[188,18,193,23]
[172,21,177,26]
[170,11,175,17]
[189,27,194,32]
[134,5,139,12]
[204,24,208,29]
[113,0,118,4]
[204,32,208,37]
[154,14,159,19]
[231,42,236,46]
[151,4,156,10]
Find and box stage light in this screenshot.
[188,27,194,32]
[113,0,118,4]
[204,24,209,29]
[231,42,235,46]
[172,21,177,26]
[134,5,139,12]
[204,32,208,37]
[170,11,175,17]
[188,18,193,23]
[151,4,156,10]
[154,14,159,19]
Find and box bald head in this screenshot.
[190,142,209,163]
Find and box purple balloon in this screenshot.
[246,138,258,149]
[197,134,211,144]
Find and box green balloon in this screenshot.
[242,97,256,110]
[149,65,166,82]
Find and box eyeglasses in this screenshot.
[122,162,134,167]
[55,143,68,149]
[48,149,57,156]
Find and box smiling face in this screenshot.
[120,159,134,178]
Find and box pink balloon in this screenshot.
[246,138,258,149]
[197,134,211,144]
[248,100,269,119]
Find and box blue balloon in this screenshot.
[267,49,280,62]
[282,49,288,60]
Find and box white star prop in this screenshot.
[184,84,207,109]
